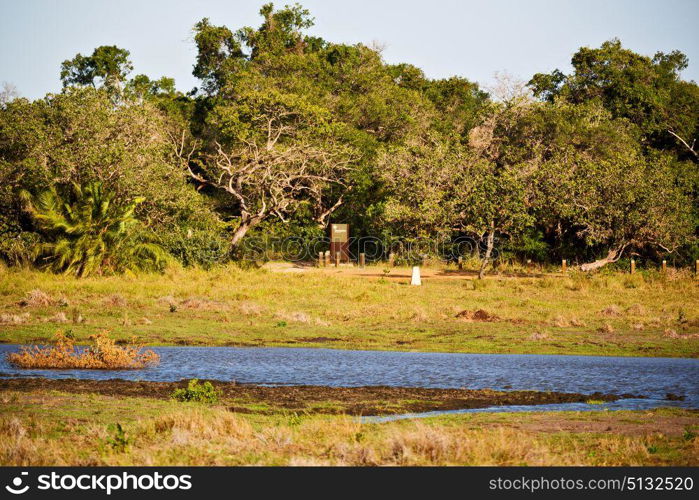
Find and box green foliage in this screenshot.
[61,46,133,93]
[105,423,132,453]
[156,225,230,268]
[171,379,222,404]
[23,182,167,277]
[529,39,699,156]
[1,5,698,271]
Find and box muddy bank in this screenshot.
[0,378,639,416]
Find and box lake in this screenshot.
[1,345,697,412]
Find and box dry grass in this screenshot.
[601,305,622,317]
[455,309,499,322]
[1,390,696,466]
[0,313,30,325]
[18,289,54,307]
[103,294,128,307]
[6,332,159,369]
[598,323,615,334]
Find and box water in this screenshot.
[1,345,697,412]
[363,399,681,423]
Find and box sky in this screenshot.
[1,0,698,100]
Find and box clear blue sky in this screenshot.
[1,0,698,99]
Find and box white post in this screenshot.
[411,266,422,286]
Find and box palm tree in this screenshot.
[22,182,167,277]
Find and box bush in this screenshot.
[6,331,160,369]
[171,379,221,403]
[156,226,230,268]
[105,423,132,453]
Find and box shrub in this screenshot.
[171,379,221,404]
[6,331,159,369]
[105,423,132,453]
[156,226,230,268]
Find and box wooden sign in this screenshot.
[330,224,349,263]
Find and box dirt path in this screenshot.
[265,261,555,281]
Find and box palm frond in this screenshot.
[25,181,168,277]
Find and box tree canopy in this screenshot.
[1,3,697,274]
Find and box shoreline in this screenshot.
[0,377,641,416]
[1,340,698,359]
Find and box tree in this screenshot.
[176,88,356,247]
[0,82,19,107]
[380,120,536,279]
[189,4,443,247]
[22,182,166,277]
[528,39,699,159]
[465,75,538,277]
[0,87,222,265]
[125,75,178,101]
[61,46,134,95]
[528,101,695,270]
[574,154,692,271]
[379,136,469,240]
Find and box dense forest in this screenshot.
[1,3,697,277]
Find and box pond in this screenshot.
[1,345,697,413]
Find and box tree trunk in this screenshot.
[478,226,495,280]
[230,215,264,248]
[580,244,627,272]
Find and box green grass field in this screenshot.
[1,264,697,357]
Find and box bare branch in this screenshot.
[668,129,698,159]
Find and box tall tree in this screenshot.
[61,45,134,95]
[528,39,699,159]
[529,101,695,269]
[176,88,356,246]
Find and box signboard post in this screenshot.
[330,224,349,264]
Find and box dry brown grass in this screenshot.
[601,305,622,317]
[6,332,159,369]
[18,289,54,307]
[455,309,499,322]
[0,313,30,325]
[626,304,646,315]
[179,297,222,311]
[103,294,128,307]
[2,399,695,466]
[238,301,264,316]
[276,311,312,324]
[44,312,68,324]
[598,323,615,334]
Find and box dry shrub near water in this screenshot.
[598,323,615,334]
[239,302,263,316]
[6,332,159,369]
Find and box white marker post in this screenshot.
[411,266,422,286]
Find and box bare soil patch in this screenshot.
[0,378,635,416]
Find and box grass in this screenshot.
[0,263,697,357]
[0,389,696,466]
